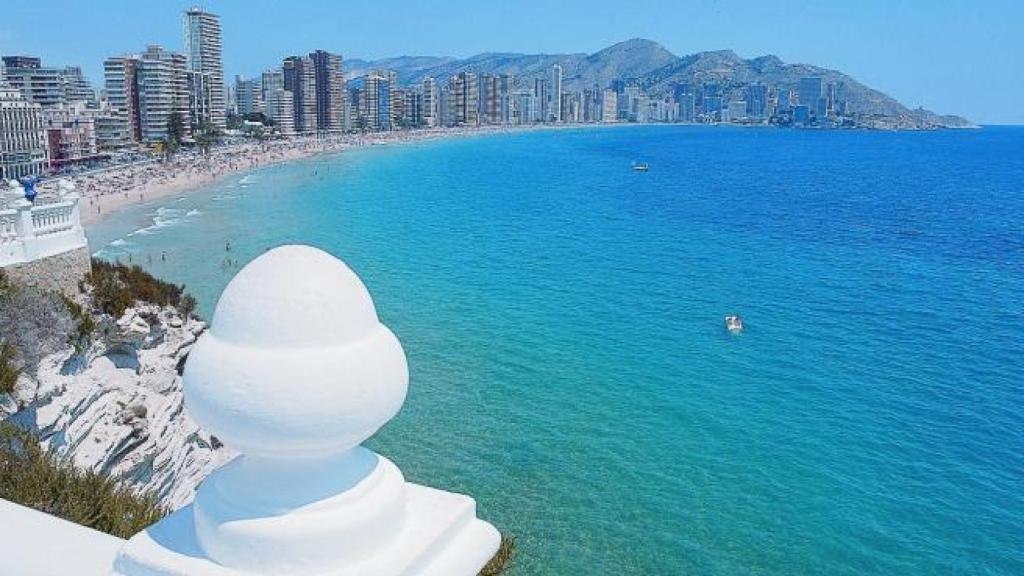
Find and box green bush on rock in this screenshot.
[86,259,189,317]
[0,343,19,395]
[0,423,166,538]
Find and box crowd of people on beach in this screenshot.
[35,124,542,223]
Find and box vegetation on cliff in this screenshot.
[0,343,18,395]
[0,423,166,538]
[86,259,197,318]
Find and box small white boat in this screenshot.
[632,162,649,172]
[725,314,744,333]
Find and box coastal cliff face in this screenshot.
[0,301,230,509]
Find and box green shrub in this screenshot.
[61,295,97,351]
[87,259,187,317]
[0,423,166,538]
[0,343,19,394]
[0,270,12,299]
[179,294,198,319]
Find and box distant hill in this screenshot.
[345,38,972,128]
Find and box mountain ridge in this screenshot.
[345,38,972,128]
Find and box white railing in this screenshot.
[0,188,87,267]
[30,202,75,236]
[0,210,18,243]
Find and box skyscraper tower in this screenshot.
[422,77,439,128]
[798,77,824,109]
[449,72,478,126]
[182,7,225,129]
[309,50,345,131]
[550,64,563,122]
[137,45,190,143]
[534,78,548,123]
[283,56,317,133]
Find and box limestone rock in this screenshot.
[2,303,231,509]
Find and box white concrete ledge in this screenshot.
[0,498,124,576]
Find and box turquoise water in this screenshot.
[89,126,1024,575]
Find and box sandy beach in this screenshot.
[52,124,595,227]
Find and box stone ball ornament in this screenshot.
[183,245,409,458]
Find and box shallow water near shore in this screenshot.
[88,125,1024,575]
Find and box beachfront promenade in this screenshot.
[42,125,553,226]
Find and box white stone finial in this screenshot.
[112,245,500,576]
[184,245,408,458]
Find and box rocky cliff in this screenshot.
[0,299,230,509]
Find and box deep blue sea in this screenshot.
[88,126,1024,575]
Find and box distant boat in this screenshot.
[725,314,744,333]
[631,162,649,172]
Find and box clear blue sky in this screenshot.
[1,0,1020,124]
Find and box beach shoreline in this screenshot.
[64,123,626,229]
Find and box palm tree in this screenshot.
[194,120,222,155]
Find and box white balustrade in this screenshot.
[0,210,18,243]
[0,181,86,267]
[30,202,75,236]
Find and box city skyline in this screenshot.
[0,1,1020,125]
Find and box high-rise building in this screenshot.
[623,85,642,122]
[581,87,598,123]
[498,74,515,125]
[449,72,478,126]
[510,90,534,124]
[826,81,839,115]
[422,77,439,128]
[534,78,548,123]
[94,100,133,150]
[264,89,294,136]
[283,56,317,133]
[235,75,262,116]
[137,45,190,143]
[104,55,142,142]
[186,70,214,131]
[403,90,422,127]
[183,7,225,129]
[261,69,284,101]
[359,71,391,131]
[549,64,563,123]
[677,92,696,123]
[0,82,47,178]
[380,70,399,127]
[310,50,345,131]
[480,74,500,124]
[798,77,823,109]
[724,100,747,122]
[746,83,768,119]
[1,56,64,108]
[777,88,794,112]
[601,89,618,123]
[59,67,94,104]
